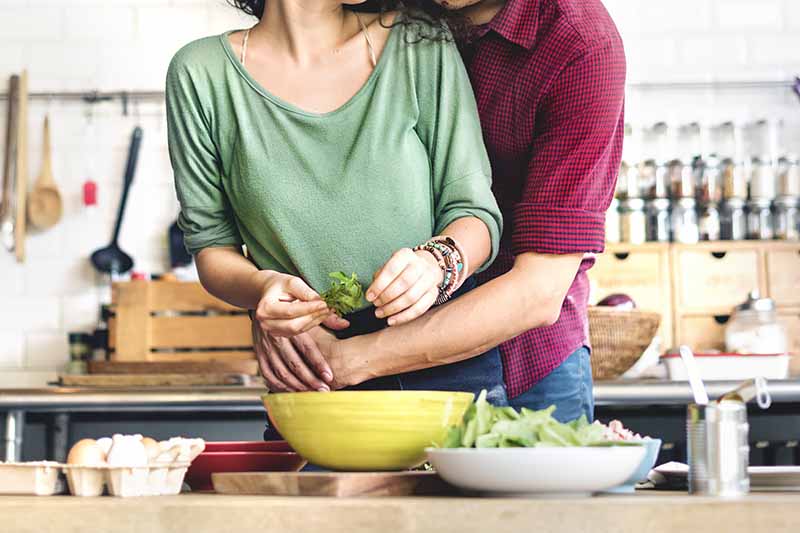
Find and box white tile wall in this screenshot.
[0,0,798,379]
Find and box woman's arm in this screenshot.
[322,252,584,386]
[366,31,502,325]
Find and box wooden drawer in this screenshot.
[778,311,800,356]
[767,248,800,307]
[676,314,730,352]
[674,247,762,313]
[590,244,672,347]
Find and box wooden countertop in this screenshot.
[2,492,798,533]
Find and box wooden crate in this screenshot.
[590,243,673,348]
[109,280,255,364]
[766,244,800,307]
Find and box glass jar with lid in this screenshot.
[725,291,788,354]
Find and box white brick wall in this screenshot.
[0,0,798,380]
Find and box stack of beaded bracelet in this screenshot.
[413,236,467,305]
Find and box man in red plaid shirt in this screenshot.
[256,0,625,422]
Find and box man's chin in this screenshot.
[434,0,485,11]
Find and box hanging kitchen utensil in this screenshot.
[168,218,192,268]
[14,70,29,263]
[90,126,142,275]
[0,75,20,252]
[27,115,63,230]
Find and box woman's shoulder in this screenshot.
[168,34,229,79]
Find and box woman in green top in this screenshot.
[166,0,506,403]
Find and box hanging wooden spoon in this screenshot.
[27,115,63,230]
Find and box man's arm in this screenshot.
[326,252,583,386]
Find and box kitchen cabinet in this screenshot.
[767,247,800,307]
[589,243,672,347]
[672,243,763,314]
[590,242,800,353]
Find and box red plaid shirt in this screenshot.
[469,0,626,397]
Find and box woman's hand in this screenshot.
[253,271,332,337]
[366,248,443,326]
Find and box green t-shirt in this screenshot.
[166,19,502,299]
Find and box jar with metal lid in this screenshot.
[699,203,721,241]
[605,198,621,243]
[721,198,747,240]
[668,159,694,199]
[697,155,723,204]
[721,158,748,200]
[671,197,699,244]
[619,198,646,244]
[746,198,774,240]
[774,196,799,240]
[749,157,777,201]
[725,291,788,354]
[777,157,800,197]
[646,198,671,242]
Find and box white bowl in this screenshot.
[427,446,646,497]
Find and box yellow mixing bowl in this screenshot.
[263,391,473,471]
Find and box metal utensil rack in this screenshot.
[0,77,797,115]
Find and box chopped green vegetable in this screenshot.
[439,390,643,449]
[321,272,365,316]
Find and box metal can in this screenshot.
[671,197,699,244]
[646,198,671,242]
[687,401,750,497]
[620,198,646,244]
[746,198,774,240]
[774,196,800,241]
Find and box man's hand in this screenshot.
[367,248,443,326]
[253,316,349,392]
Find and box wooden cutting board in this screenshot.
[59,373,252,387]
[88,360,259,375]
[212,471,455,497]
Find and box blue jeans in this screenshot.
[508,346,594,423]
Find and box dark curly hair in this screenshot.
[227,0,471,41]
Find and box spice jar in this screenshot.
[746,198,774,240]
[620,198,646,244]
[697,155,723,204]
[671,197,699,244]
[646,198,671,242]
[749,158,777,201]
[606,198,621,243]
[669,159,694,199]
[699,203,721,241]
[778,157,800,197]
[725,291,788,354]
[721,158,748,200]
[721,198,747,241]
[774,196,799,240]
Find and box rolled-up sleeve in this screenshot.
[512,39,626,256]
[166,52,243,255]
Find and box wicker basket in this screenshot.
[588,307,661,381]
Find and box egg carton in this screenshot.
[0,462,64,495]
[62,462,191,497]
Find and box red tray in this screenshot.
[203,440,293,453]
[186,442,305,491]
